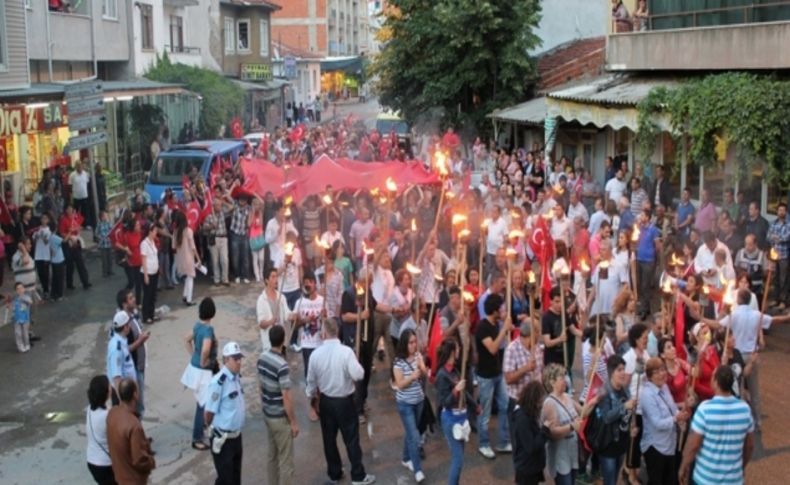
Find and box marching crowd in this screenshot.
[8,119,782,484]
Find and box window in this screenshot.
[259,19,269,57]
[102,0,117,19]
[224,17,235,54]
[237,19,250,52]
[25,0,31,9]
[140,3,153,50]
[170,15,184,52]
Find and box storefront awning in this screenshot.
[320,56,363,75]
[546,76,677,131]
[487,97,546,125]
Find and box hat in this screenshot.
[113,311,130,329]
[519,323,532,338]
[222,341,244,358]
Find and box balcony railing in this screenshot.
[612,0,790,33]
[165,45,201,54]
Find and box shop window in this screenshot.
[140,3,154,50]
[237,19,250,52]
[224,17,235,54]
[25,0,31,9]
[259,19,269,57]
[102,0,117,20]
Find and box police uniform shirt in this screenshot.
[107,333,137,382]
[205,366,245,432]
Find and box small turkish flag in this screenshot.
[186,200,201,231]
[230,117,244,139]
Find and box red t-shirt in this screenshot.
[666,360,689,404]
[123,230,143,267]
[58,213,83,237]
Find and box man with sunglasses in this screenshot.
[205,341,246,485]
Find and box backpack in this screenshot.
[580,394,617,453]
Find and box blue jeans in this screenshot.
[554,469,577,485]
[396,400,423,473]
[599,454,623,485]
[476,374,510,449]
[193,403,205,442]
[229,233,250,280]
[441,409,465,485]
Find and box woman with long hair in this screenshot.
[180,297,218,450]
[155,207,175,289]
[612,288,637,354]
[434,338,476,485]
[86,375,116,484]
[115,217,143,303]
[392,328,427,483]
[512,381,550,485]
[173,211,200,306]
[248,198,266,282]
[332,239,354,290]
[658,337,692,408]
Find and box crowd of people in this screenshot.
[29,118,784,484]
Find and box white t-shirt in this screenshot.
[605,177,626,203]
[86,407,112,466]
[276,249,302,293]
[550,217,572,246]
[33,227,51,261]
[70,170,90,200]
[371,266,395,304]
[296,295,325,349]
[486,217,509,254]
[624,348,648,413]
[140,238,159,274]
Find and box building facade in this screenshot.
[272,40,322,107]
[271,0,371,56]
[0,0,30,90]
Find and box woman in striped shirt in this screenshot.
[392,328,427,483]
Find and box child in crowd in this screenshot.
[11,282,33,353]
[96,211,114,277]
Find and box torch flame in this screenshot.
[435,151,449,177]
[321,193,333,205]
[510,210,521,219]
[385,177,397,192]
[527,271,536,284]
[284,207,292,218]
[560,266,571,276]
[462,291,475,303]
[580,260,590,272]
[379,196,388,205]
[553,184,564,195]
[411,218,417,232]
[370,187,380,197]
[446,191,456,200]
[434,272,444,282]
[355,284,365,296]
[662,277,672,293]
[723,281,735,306]
[506,248,518,257]
[452,214,467,225]
[631,224,640,242]
[362,242,375,256]
[599,260,610,269]
[770,248,779,261]
[508,229,525,239]
[406,262,422,275]
[458,228,471,239]
[670,253,685,266]
[702,285,710,295]
[719,272,727,287]
[482,218,491,230]
[284,195,293,206]
[284,242,295,256]
[314,235,330,250]
[542,212,554,220]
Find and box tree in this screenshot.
[145,53,245,139]
[371,0,541,135]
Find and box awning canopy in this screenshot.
[487,97,546,125]
[163,0,198,7]
[545,76,677,131]
[320,56,363,74]
[0,79,190,104]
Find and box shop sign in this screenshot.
[0,137,6,171]
[240,63,273,82]
[0,103,68,137]
[284,55,297,79]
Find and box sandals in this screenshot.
[192,441,209,451]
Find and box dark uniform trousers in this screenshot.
[211,433,243,485]
[319,394,367,482]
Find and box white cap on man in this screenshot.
[113,311,130,329]
[222,341,244,358]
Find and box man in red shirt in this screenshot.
[441,127,460,154]
[59,203,92,290]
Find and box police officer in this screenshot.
[107,311,137,405]
[205,341,245,485]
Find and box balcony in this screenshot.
[607,1,790,71]
[165,45,202,67]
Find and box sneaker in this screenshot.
[351,474,376,485]
[495,443,512,453]
[235,277,241,284]
[478,446,496,459]
[243,278,251,284]
[415,471,425,483]
[401,461,414,472]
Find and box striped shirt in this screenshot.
[257,349,291,418]
[691,395,754,485]
[393,357,424,405]
[12,251,37,292]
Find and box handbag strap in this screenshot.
[549,394,577,422]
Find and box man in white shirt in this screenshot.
[319,218,345,249]
[306,318,376,485]
[69,162,91,227]
[605,168,627,206]
[265,207,298,266]
[485,206,509,276]
[588,198,607,235]
[550,205,572,247]
[567,191,589,227]
[257,268,292,352]
[694,231,733,287]
[534,188,557,217]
